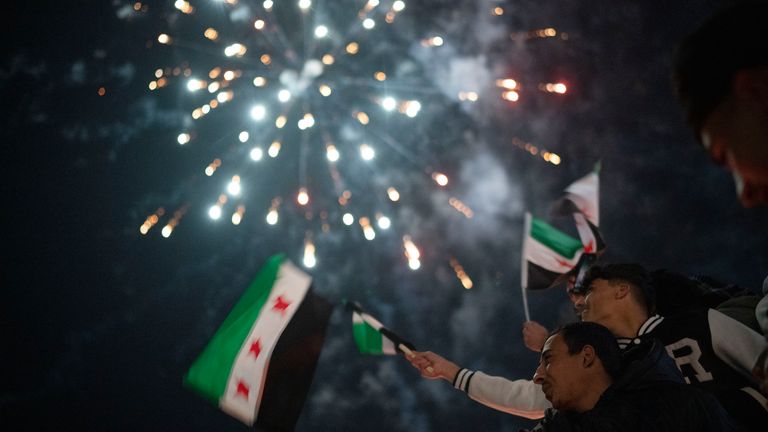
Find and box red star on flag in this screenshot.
[272,295,291,316]
[584,240,594,253]
[556,258,573,268]
[249,339,261,358]
[236,380,250,399]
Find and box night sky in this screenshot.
[3,1,767,431]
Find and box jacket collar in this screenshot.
[615,314,664,349]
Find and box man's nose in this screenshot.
[701,133,727,167]
[708,142,728,167]
[738,178,768,207]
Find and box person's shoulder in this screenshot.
[617,378,683,402]
[625,381,737,430]
[548,404,649,432]
[656,307,710,327]
[656,382,737,428]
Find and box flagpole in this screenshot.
[398,344,415,357]
[521,212,532,322]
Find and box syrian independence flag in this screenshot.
[349,302,414,356]
[184,254,332,430]
[522,212,584,291]
[552,163,605,254]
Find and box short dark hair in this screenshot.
[672,2,768,136]
[555,322,622,380]
[583,263,655,314]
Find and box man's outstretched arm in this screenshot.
[407,350,550,419]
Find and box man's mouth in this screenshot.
[541,383,552,399]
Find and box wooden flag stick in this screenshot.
[521,212,532,322]
[398,343,415,357]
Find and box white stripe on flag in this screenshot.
[565,172,599,225]
[358,312,384,331]
[219,261,312,425]
[353,311,365,326]
[526,235,583,273]
[521,212,532,321]
[573,213,597,252]
[381,336,395,355]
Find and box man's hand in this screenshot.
[407,351,460,382]
[523,321,549,353]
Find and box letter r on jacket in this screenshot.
[665,338,714,384]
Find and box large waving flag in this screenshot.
[553,163,605,254]
[185,254,332,429]
[349,302,414,356]
[521,213,585,320]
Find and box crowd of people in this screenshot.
[406,3,768,430]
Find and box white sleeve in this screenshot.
[708,308,768,377]
[456,369,549,419]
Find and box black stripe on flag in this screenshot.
[526,262,568,291]
[585,218,606,252]
[380,327,415,353]
[254,286,332,432]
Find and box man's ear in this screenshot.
[614,282,630,300]
[733,68,768,111]
[581,345,597,368]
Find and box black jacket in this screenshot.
[526,340,740,432]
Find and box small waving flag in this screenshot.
[184,254,332,430]
[520,213,585,320]
[349,302,414,355]
[553,163,605,254]
[522,213,585,291]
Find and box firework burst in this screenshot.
[135,0,469,273]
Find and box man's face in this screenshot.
[566,279,586,316]
[699,80,768,207]
[579,278,616,324]
[533,334,584,411]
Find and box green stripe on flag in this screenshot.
[184,254,285,403]
[530,217,582,260]
[353,314,384,355]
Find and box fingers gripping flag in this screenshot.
[184,254,332,430]
[349,302,414,355]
